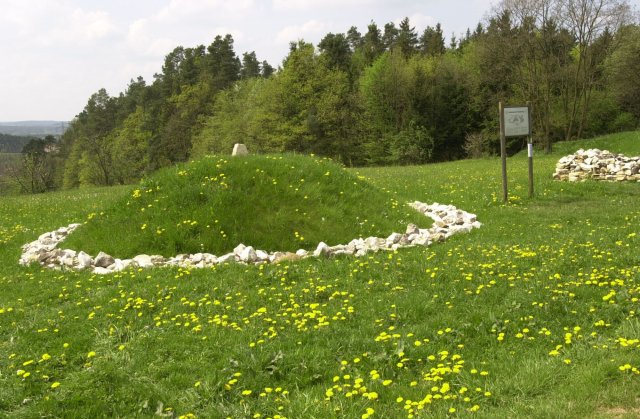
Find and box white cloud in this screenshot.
[1,0,498,120]
[158,0,256,20]
[72,9,118,40]
[275,20,330,44]
[42,9,118,46]
[127,18,178,57]
[0,1,118,47]
[126,0,251,57]
[272,0,378,10]
[400,13,436,32]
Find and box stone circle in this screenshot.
[19,202,481,275]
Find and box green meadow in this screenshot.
[1,131,640,418]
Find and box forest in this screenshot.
[6,0,640,192]
[0,134,36,153]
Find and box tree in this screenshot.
[111,107,152,184]
[397,17,419,57]
[261,61,275,78]
[346,26,363,51]
[473,10,520,127]
[181,45,205,86]
[318,33,352,71]
[413,55,476,160]
[205,34,241,91]
[382,22,399,50]
[362,22,384,64]
[12,136,57,193]
[499,0,573,150]
[154,82,212,166]
[419,24,446,56]
[192,77,284,157]
[606,24,640,121]
[156,46,186,97]
[63,88,118,186]
[561,0,632,139]
[389,121,434,165]
[359,50,414,163]
[241,51,261,79]
[496,0,633,144]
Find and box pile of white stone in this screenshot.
[553,149,640,182]
[19,202,481,275]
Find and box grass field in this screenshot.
[1,131,639,418]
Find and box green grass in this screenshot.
[64,154,421,258]
[1,131,640,418]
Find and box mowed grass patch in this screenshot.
[64,154,421,258]
[1,130,640,418]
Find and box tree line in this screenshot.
[11,0,640,192]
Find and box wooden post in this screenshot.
[499,101,508,203]
[527,101,534,198]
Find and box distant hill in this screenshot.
[0,121,69,137]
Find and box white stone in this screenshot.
[120,259,134,270]
[555,150,640,183]
[133,254,154,268]
[406,224,419,235]
[217,253,237,264]
[110,259,128,272]
[355,248,368,257]
[313,242,330,257]
[59,249,77,267]
[412,236,430,246]
[232,143,248,156]
[239,246,258,263]
[77,251,93,269]
[386,232,402,245]
[95,251,115,268]
[38,232,52,241]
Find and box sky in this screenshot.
[1,0,509,121]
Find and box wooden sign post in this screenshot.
[499,102,533,202]
[498,102,508,203]
[526,102,533,198]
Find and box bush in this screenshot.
[463,132,493,158]
[611,112,638,132]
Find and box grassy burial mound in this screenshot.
[64,154,422,258]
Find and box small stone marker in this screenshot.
[232,143,248,156]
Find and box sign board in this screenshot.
[503,106,530,137]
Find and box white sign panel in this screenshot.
[504,106,530,137]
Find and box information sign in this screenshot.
[503,106,530,137]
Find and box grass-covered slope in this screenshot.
[64,154,421,257]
